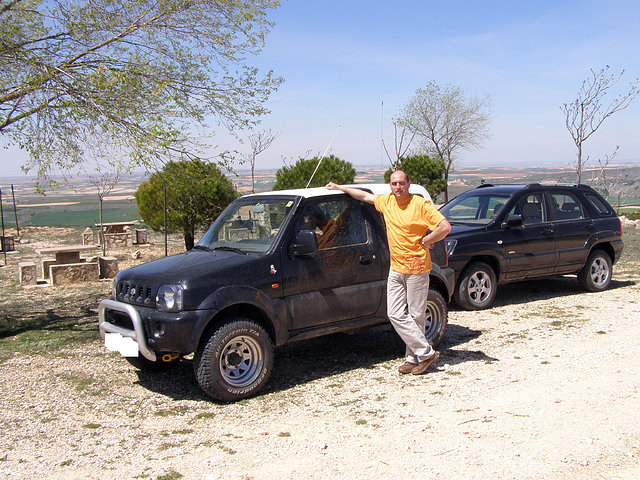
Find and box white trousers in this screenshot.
[387,270,435,363]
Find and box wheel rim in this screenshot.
[590,257,610,286]
[219,335,264,388]
[467,271,492,304]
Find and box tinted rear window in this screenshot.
[585,194,614,216]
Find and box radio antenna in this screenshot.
[305,125,341,188]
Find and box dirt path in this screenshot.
[0,269,638,480]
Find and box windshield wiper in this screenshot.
[212,245,247,255]
[192,245,211,252]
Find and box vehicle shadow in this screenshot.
[451,276,636,311]
[133,321,490,402]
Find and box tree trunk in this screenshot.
[184,230,195,250]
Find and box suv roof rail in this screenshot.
[526,182,592,188]
[477,183,494,188]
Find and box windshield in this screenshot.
[196,196,296,253]
[440,192,511,225]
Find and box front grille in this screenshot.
[106,310,134,330]
[117,280,154,306]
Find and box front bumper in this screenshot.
[98,299,213,361]
[98,299,157,361]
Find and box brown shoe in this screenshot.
[398,362,417,374]
[411,351,440,375]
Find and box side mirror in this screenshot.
[288,229,318,255]
[501,214,524,229]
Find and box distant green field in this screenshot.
[24,205,141,227]
[4,198,141,227]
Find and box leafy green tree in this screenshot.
[0,0,283,189]
[384,155,447,201]
[273,155,356,190]
[135,160,239,250]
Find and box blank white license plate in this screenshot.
[105,333,139,357]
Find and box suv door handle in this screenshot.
[542,228,554,236]
[359,254,375,265]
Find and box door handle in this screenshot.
[359,254,374,265]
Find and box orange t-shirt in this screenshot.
[374,193,445,274]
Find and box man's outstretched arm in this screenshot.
[325,182,375,204]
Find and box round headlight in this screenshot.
[156,285,184,312]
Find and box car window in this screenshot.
[508,194,545,224]
[548,193,585,221]
[197,196,295,253]
[585,193,613,216]
[296,199,367,249]
[440,193,511,225]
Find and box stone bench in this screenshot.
[42,258,57,280]
[49,262,99,285]
[99,256,119,279]
[103,232,132,248]
[134,228,148,245]
[82,227,94,245]
[18,262,37,286]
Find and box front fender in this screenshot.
[194,286,288,347]
[449,243,505,280]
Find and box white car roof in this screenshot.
[245,183,433,202]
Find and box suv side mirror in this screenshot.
[501,214,524,229]
[288,229,318,255]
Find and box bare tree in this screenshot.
[397,81,492,202]
[592,146,639,213]
[561,66,640,183]
[382,121,416,168]
[89,171,121,255]
[241,129,280,193]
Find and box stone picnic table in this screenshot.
[20,244,117,286]
[93,221,147,247]
[36,244,98,264]
[94,221,139,234]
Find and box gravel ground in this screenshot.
[0,231,639,480]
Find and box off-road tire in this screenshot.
[194,318,273,402]
[425,288,448,347]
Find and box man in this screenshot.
[326,171,451,375]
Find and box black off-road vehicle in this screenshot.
[98,185,454,401]
[439,183,624,310]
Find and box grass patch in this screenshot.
[58,371,96,391]
[153,406,191,417]
[156,470,183,480]
[193,412,216,421]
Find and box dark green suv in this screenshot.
[439,183,624,310]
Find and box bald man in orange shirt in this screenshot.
[327,170,451,375]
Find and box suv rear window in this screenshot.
[585,193,614,216]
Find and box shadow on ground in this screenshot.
[133,321,488,403]
[132,276,637,402]
[472,276,636,310]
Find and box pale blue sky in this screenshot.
[3,0,640,177]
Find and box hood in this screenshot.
[119,248,256,285]
[448,223,488,237]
